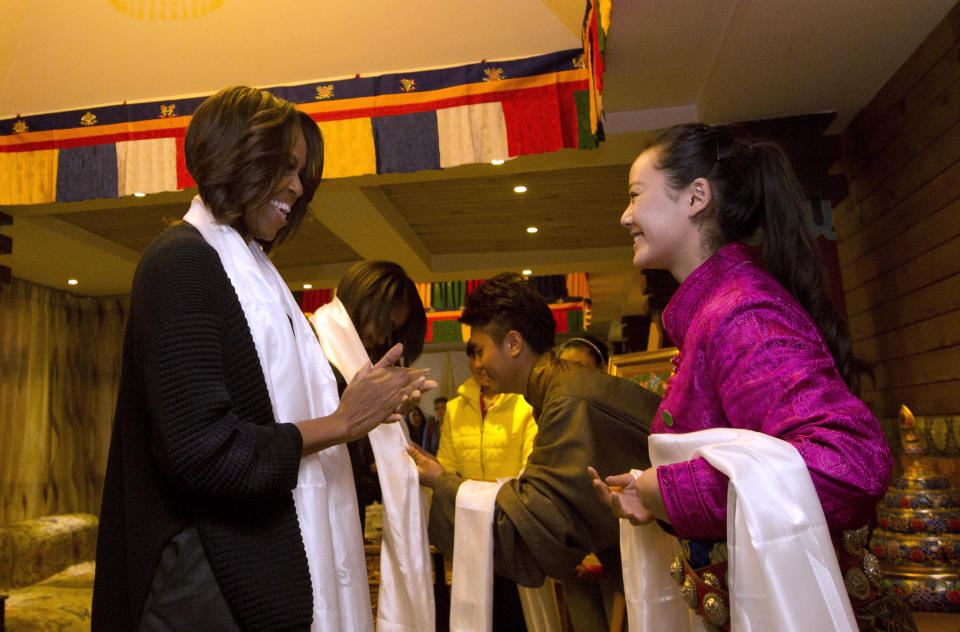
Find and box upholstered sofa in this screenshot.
[0,513,98,632]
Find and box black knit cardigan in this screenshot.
[92,223,312,631]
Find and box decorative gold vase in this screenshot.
[870,405,960,612]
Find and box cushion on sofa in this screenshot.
[0,514,97,591]
[2,561,95,631]
[0,514,98,632]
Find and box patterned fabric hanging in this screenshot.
[416,283,432,310]
[1,39,607,205]
[299,288,334,315]
[565,272,590,300]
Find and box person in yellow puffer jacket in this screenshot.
[435,350,537,631]
[437,370,537,482]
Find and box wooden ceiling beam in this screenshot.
[309,187,432,280]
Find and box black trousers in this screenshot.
[138,526,243,632]
[493,572,528,632]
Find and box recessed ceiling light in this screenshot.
[67,279,78,286]
[491,159,505,165]
[133,192,146,197]
[303,283,313,289]
[521,269,532,276]
[526,226,538,234]
[514,185,527,193]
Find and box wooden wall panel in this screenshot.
[845,56,960,201]
[856,310,960,366]
[841,198,960,293]
[841,6,960,179]
[837,157,960,268]
[845,237,960,319]
[855,120,960,227]
[838,2,960,418]
[848,273,960,342]
[862,380,960,419]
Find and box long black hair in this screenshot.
[336,260,426,366]
[649,123,862,392]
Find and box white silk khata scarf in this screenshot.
[184,197,372,631]
[311,297,435,632]
[451,480,561,632]
[451,479,510,632]
[620,428,857,632]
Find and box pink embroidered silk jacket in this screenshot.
[654,242,892,541]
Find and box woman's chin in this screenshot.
[632,251,651,269]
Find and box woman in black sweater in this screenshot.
[92,86,430,632]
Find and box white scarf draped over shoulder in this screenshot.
[620,428,857,632]
[184,196,372,632]
[311,297,435,632]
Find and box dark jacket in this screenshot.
[92,223,312,631]
[428,356,660,588]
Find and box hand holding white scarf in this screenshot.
[311,298,436,632]
[618,429,857,632]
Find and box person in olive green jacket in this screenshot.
[409,272,659,591]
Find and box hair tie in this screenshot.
[560,337,605,363]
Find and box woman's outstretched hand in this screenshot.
[588,466,665,526]
[341,343,437,436]
[406,442,446,488]
[297,343,437,454]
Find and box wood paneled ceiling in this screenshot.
[380,166,628,255]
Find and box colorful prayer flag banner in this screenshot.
[296,273,591,342]
[1,43,605,205]
[425,301,589,343]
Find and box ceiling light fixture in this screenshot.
[303,284,313,289]
[108,0,224,20]
[526,226,538,234]
[491,159,505,165]
[513,185,527,193]
[133,192,146,197]
[67,279,78,286]
[521,269,532,276]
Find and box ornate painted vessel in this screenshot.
[870,406,960,612]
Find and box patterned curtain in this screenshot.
[0,279,127,523]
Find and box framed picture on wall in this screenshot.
[607,347,679,396]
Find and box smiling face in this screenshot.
[466,325,517,395]
[620,148,711,283]
[241,124,306,242]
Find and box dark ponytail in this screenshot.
[651,124,862,393]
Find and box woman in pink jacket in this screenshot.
[591,124,915,631]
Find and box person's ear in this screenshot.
[504,331,523,358]
[686,177,712,218]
